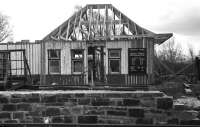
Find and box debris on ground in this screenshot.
[174,96,200,109]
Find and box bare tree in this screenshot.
[157,37,185,63]
[0,13,12,42]
[188,45,195,62]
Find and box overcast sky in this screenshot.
[0,0,200,55]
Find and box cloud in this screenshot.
[154,6,200,37]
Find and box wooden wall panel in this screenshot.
[106,38,154,85]
[0,43,41,75]
[106,40,130,74]
[44,41,86,75]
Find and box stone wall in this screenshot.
[0,90,198,125]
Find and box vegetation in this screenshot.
[0,12,12,42]
[153,38,199,98]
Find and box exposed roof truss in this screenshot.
[43,4,172,44]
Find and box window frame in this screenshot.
[128,48,147,74]
[71,49,84,74]
[108,48,121,74]
[48,49,61,74]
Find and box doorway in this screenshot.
[88,46,105,85]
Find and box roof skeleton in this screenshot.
[43,4,172,44]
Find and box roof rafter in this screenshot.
[43,4,172,44]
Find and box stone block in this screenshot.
[104,93,127,98]
[180,120,200,125]
[2,104,17,111]
[156,97,173,110]
[64,116,73,123]
[23,94,40,103]
[61,108,71,115]
[44,107,60,116]
[167,118,179,125]
[75,93,85,98]
[13,112,25,119]
[78,98,90,105]
[106,119,123,124]
[33,117,44,123]
[20,119,33,123]
[91,98,110,106]
[84,110,105,115]
[0,112,11,119]
[107,110,127,116]
[45,102,65,106]
[140,99,155,107]
[57,97,68,102]
[174,103,185,110]
[87,93,103,98]
[129,108,144,118]
[178,110,198,120]
[71,106,84,115]
[0,95,9,103]
[42,95,57,103]
[190,120,200,125]
[11,94,25,98]
[78,115,97,124]
[136,118,153,124]
[51,116,64,123]
[68,98,77,103]
[28,111,42,117]
[56,94,71,102]
[180,120,191,125]
[17,103,32,111]
[4,119,18,123]
[60,94,73,99]
[10,98,22,103]
[123,99,140,106]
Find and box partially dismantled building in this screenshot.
[0,4,172,89]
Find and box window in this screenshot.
[108,49,121,74]
[71,49,83,73]
[128,48,146,74]
[48,49,61,74]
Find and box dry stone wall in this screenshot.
[0,90,197,125]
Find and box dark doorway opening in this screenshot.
[88,46,105,86]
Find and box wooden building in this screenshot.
[0,4,172,89]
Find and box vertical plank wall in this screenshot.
[0,42,41,76]
[105,38,154,86]
[42,41,86,85]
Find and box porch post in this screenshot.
[40,41,46,86]
[100,46,105,82]
[84,43,88,85]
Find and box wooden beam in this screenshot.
[60,36,68,41]
[94,34,157,40]
[103,5,106,37]
[96,5,100,32]
[77,8,83,40]
[73,12,78,40]
[87,4,112,9]
[88,7,92,40]
[105,5,109,37]
[113,7,116,35]
[43,6,87,40]
[66,19,71,40]
[50,36,59,41]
